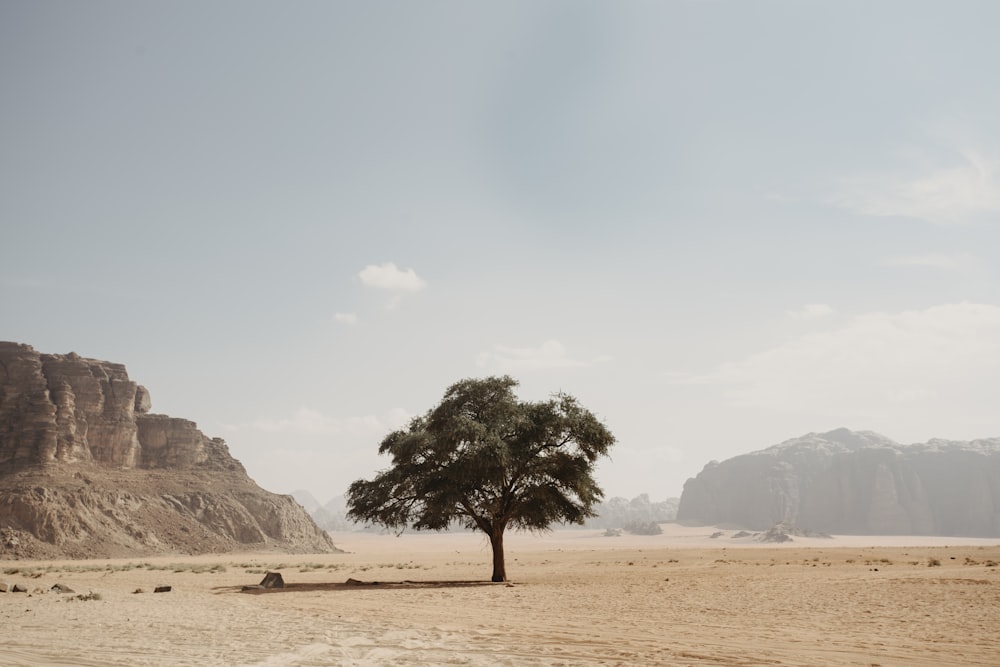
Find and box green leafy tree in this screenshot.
[346,376,615,582]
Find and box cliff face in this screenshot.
[0,342,338,558]
[0,342,239,471]
[676,428,1000,537]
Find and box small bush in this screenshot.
[72,591,102,602]
[298,562,324,572]
[927,558,942,567]
[623,521,663,536]
[188,563,227,574]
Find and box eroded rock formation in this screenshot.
[0,342,338,558]
[677,428,1000,537]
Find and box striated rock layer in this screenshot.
[0,342,339,558]
[677,428,1000,537]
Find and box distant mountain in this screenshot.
[583,494,679,530]
[677,428,1000,537]
[303,492,679,533]
[290,489,322,514]
[301,494,356,532]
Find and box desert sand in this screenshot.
[2,525,999,666]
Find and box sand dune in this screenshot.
[2,526,998,666]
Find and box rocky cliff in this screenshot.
[0,342,339,558]
[676,428,1000,537]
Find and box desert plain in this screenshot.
[1,525,999,666]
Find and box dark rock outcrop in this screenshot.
[677,428,1000,537]
[260,571,284,588]
[0,342,339,558]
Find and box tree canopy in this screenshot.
[345,375,616,581]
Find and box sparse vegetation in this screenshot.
[71,591,102,602]
[623,520,663,536]
[169,563,226,574]
[2,561,245,577]
[297,562,325,572]
[863,558,894,566]
[387,562,421,570]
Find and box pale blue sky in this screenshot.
[3,1,999,503]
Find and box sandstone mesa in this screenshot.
[0,341,338,559]
[678,427,1000,537]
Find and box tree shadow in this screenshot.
[214,578,511,595]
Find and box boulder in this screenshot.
[259,571,284,588]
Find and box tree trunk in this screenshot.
[489,526,506,582]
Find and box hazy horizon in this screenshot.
[4,2,999,502]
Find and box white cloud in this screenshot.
[835,150,1000,224]
[334,312,359,325]
[674,303,1000,429]
[225,407,413,437]
[476,339,611,373]
[883,253,979,272]
[787,304,834,320]
[358,262,427,292]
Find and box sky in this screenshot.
[3,1,1000,505]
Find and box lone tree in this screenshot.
[346,376,615,582]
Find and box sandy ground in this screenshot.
[2,525,999,666]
